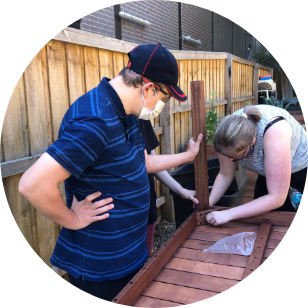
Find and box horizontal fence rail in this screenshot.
[1,27,272,273]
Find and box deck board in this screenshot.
[142,281,217,305]
[129,158,292,306]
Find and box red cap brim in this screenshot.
[166,85,187,102]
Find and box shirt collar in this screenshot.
[99,77,129,118]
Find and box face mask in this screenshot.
[138,87,165,120]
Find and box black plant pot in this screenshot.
[170,158,248,229]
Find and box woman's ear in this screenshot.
[252,137,256,145]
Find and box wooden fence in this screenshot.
[0,27,272,271]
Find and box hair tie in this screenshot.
[242,113,248,119]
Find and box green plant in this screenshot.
[260,96,293,110]
[206,92,223,144]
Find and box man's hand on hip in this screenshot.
[70,192,114,230]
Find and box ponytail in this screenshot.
[214,106,261,154]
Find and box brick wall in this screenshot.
[80,7,115,38]
[213,13,232,53]
[181,4,212,51]
[77,2,260,60]
[120,0,178,49]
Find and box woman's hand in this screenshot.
[206,210,232,226]
[70,192,114,230]
[179,188,199,208]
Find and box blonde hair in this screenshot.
[214,106,261,154]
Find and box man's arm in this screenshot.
[145,134,203,173]
[18,153,114,230]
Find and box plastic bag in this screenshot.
[203,232,257,256]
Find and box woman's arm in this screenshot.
[206,120,292,226]
[151,150,199,204]
[209,153,237,207]
[145,134,203,173]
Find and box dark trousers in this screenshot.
[68,268,140,301]
[254,167,307,212]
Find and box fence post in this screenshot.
[160,99,175,222]
[225,53,232,115]
[191,80,209,211]
[254,63,259,105]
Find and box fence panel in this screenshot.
[1,27,272,273]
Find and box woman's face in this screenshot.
[222,138,256,162]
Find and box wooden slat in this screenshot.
[253,63,259,105]
[83,46,100,92]
[191,81,209,210]
[232,95,254,103]
[232,55,255,67]
[172,100,227,114]
[153,126,163,136]
[3,174,38,254]
[24,47,51,155]
[160,97,174,221]
[47,40,70,140]
[165,258,244,280]
[113,51,125,78]
[54,28,136,54]
[1,154,42,178]
[112,212,197,305]
[258,64,272,71]
[134,296,181,307]
[242,222,272,279]
[233,211,295,227]
[174,247,249,267]
[99,49,114,79]
[142,281,217,305]
[2,76,29,162]
[194,224,258,236]
[196,207,295,227]
[155,268,238,294]
[225,54,232,115]
[181,238,216,250]
[156,196,165,208]
[180,60,188,153]
[65,43,86,105]
[170,50,228,60]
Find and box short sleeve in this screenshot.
[138,119,160,154]
[46,116,109,178]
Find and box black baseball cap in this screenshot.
[127,43,187,102]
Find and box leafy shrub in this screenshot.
[206,92,223,144]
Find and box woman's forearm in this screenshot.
[154,170,184,194]
[209,172,234,206]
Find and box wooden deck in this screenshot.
[113,145,294,307]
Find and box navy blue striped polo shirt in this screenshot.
[47,77,150,282]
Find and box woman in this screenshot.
[206,104,307,226]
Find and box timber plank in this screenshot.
[165,258,244,280]
[194,224,258,235]
[112,213,197,305]
[181,238,216,250]
[47,40,70,141]
[83,46,100,92]
[155,268,238,293]
[142,281,217,305]
[134,296,181,307]
[2,75,29,162]
[99,49,114,79]
[24,47,50,155]
[174,247,249,267]
[242,222,272,279]
[190,81,209,210]
[65,43,86,105]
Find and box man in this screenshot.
[19,44,202,301]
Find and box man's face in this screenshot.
[142,83,171,111]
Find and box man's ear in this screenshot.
[142,82,154,97]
